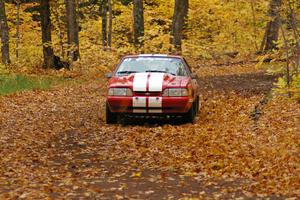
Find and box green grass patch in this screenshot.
[0,74,65,96]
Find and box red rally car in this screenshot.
[105,54,201,124]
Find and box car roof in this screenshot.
[122,54,183,59]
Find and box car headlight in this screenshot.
[108,88,133,96]
[162,88,188,97]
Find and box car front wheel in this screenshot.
[183,101,196,123]
[106,103,118,124]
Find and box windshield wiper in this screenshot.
[146,70,176,76]
[117,71,138,75]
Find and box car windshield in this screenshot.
[116,57,188,76]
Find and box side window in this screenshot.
[177,62,187,76]
[182,58,192,74]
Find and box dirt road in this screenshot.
[0,64,299,199]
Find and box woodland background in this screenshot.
[0,0,300,198]
[0,0,299,97]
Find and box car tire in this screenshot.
[106,103,118,124]
[183,101,196,123]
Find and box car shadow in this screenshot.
[119,115,192,126]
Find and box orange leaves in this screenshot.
[0,63,299,197]
[130,172,142,178]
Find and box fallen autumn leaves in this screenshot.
[0,64,299,199]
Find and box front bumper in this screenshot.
[107,96,193,114]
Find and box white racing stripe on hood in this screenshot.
[148,73,164,92]
[133,73,148,92]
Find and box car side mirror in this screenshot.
[191,73,198,79]
[105,73,113,78]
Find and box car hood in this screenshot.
[109,73,190,92]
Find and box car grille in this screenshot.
[134,92,161,96]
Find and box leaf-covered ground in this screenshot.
[0,64,299,199]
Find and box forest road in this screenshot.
[0,64,285,199]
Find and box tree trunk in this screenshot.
[133,0,144,47]
[101,0,108,50]
[250,0,258,51]
[65,0,80,61]
[260,0,282,52]
[53,0,65,58]
[172,0,189,52]
[40,0,54,68]
[286,0,299,76]
[108,0,112,49]
[0,0,10,65]
[287,0,299,46]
